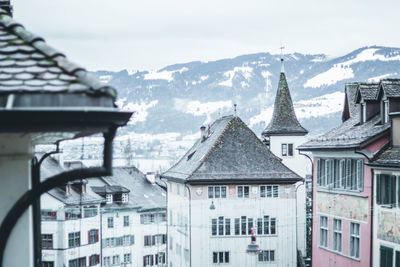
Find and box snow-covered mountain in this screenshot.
[93,46,400,139]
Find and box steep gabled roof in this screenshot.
[262,66,308,136]
[355,83,380,102]
[380,79,400,98]
[342,82,359,122]
[162,115,302,184]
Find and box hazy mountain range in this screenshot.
[92,46,400,138]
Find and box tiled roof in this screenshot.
[40,155,104,205]
[0,8,116,101]
[299,113,390,150]
[369,147,400,168]
[342,83,359,121]
[162,115,302,183]
[381,79,400,98]
[91,185,130,194]
[262,71,308,136]
[357,83,379,101]
[102,167,166,211]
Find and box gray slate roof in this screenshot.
[262,71,308,136]
[381,79,400,98]
[356,83,379,102]
[342,82,359,121]
[162,115,302,184]
[300,82,390,150]
[102,167,166,211]
[0,8,116,101]
[369,147,400,169]
[91,185,130,194]
[40,155,104,205]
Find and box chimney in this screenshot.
[200,125,206,142]
[391,114,400,147]
[0,1,13,16]
[146,172,156,184]
[66,183,72,195]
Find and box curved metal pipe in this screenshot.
[0,127,116,267]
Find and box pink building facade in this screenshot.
[300,82,394,266]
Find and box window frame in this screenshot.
[319,216,328,248]
[332,218,342,253]
[349,222,361,259]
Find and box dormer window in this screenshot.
[106,194,113,204]
[122,193,129,203]
[383,100,389,124]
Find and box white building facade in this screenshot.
[163,116,303,267]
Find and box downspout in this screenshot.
[32,146,61,267]
[159,178,169,266]
[354,149,373,267]
[184,182,192,267]
[0,127,117,267]
[295,178,305,264]
[299,151,313,265]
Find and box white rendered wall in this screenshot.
[0,134,34,267]
[41,196,101,267]
[167,181,190,267]
[168,181,297,267]
[269,134,310,256]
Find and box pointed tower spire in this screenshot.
[262,58,308,137]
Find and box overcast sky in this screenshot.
[11,0,400,71]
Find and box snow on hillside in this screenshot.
[116,98,159,124]
[249,92,344,127]
[174,98,232,124]
[144,67,188,81]
[304,48,400,88]
[219,66,253,86]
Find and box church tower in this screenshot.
[262,57,310,257]
[262,58,309,177]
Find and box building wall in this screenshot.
[167,181,190,267]
[311,151,372,267]
[168,181,298,267]
[41,196,101,267]
[102,208,167,267]
[372,169,400,267]
[269,134,310,255]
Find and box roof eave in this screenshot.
[186,177,303,185]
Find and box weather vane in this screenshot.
[280,46,285,59]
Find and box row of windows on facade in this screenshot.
[144,234,167,246]
[317,158,364,192]
[106,193,129,204]
[208,185,279,199]
[107,215,130,228]
[168,237,189,261]
[380,245,400,267]
[41,206,98,221]
[211,250,275,264]
[67,255,99,267]
[140,212,167,224]
[319,216,360,259]
[42,229,99,249]
[103,253,132,266]
[211,216,277,236]
[102,235,134,248]
[143,252,166,267]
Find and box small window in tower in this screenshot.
[281,143,294,157]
